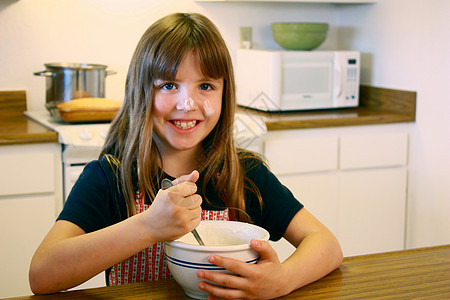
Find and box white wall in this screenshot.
[338,0,450,248]
[1,0,449,250]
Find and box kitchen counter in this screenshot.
[0,85,415,145]
[7,245,449,299]
[238,85,416,130]
[0,91,58,145]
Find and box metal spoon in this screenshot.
[161,178,205,246]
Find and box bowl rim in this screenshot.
[271,22,329,31]
[165,221,270,252]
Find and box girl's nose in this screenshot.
[176,96,198,112]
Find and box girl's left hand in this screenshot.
[197,239,290,300]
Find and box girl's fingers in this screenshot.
[165,181,198,199]
[198,268,247,289]
[160,184,202,207]
[178,194,202,208]
[162,170,199,204]
[207,255,253,278]
[172,170,199,185]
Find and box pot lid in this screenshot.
[44,63,108,70]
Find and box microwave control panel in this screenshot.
[345,58,359,101]
[334,51,360,107]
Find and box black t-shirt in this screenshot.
[58,156,303,242]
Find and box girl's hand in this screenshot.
[142,170,202,243]
[197,239,290,300]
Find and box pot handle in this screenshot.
[106,70,117,76]
[33,71,53,77]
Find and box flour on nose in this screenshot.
[176,97,196,112]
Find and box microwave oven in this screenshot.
[235,49,360,112]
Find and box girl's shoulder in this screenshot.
[81,155,124,189]
[99,154,120,171]
[76,155,118,181]
[75,156,122,192]
[237,148,269,175]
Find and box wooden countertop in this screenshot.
[0,91,58,145]
[0,86,416,145]
[239,85,416,131]
[9,245,450,299]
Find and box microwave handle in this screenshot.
[333,61,343,99]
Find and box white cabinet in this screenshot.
[265,135,338,174]
[263,124,409,257]
[339,131,408,170]
[279,172,339,234]
[0,143,62,298]
[339,167,407,256]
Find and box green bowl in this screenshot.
[272,22,329,51]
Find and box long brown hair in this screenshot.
[101,12,262,221]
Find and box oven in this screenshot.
[62,145,104,200]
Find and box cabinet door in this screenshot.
[0,149,55,196]
[340,131,408,170]
[0,195,55,298]
[264,135,338,175]
[270,172,339,262]
[338,167,407,257]
[278,172,339,235]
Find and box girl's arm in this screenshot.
[197,208,343,299]
[274,208,343,292]
[30,214,156,294]
[29,172,202,294]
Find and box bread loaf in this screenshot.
[56,98,122,122]
[57,98,122,112]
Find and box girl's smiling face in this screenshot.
[152,52,223,155]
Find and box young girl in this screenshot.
[29,12,343,299]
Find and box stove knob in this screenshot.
[79,129,92,140]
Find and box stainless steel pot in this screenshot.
[34,63,116,118]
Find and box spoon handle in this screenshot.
[161,178,205,246]
[191,228,205,246]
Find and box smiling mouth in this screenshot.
[172,120,198,129]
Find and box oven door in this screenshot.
[62,145,102,201]
[63,164,86,201]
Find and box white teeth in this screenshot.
[173,120,197,129]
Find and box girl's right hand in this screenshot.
[142,170,202,243]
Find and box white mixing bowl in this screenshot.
[164,221,270,299]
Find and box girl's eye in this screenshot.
[200,83,212,90]
[161,83,175,90]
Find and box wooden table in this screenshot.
[8,245,450,299]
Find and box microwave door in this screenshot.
[282,61,333,110]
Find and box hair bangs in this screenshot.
[197,46,228,80]
[149,45,185,82]
[194,26,229,80]
[149,14,228,82]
